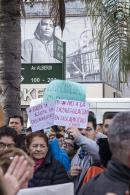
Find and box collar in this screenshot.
[106,159,130,183]
[44,151,52,165]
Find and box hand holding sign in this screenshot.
[67,127,81,140]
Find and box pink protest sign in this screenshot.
[27,99,89,131]
[54,100,89,128]
[26,101,54,132]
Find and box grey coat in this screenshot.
[71,134,100,194]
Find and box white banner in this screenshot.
[17,183,74,195]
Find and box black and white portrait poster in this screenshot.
[21,17,100,81]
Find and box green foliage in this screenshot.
[78,0,130,84]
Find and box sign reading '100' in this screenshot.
[21,63,64,84]
[30,77,57,83]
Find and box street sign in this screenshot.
[53,35,66,80]
[21,63,64,84]
[53,35,65,63]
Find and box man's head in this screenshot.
[108,112,130,167]
[79,114,97,140]
[103,112,117,136]
[34,18,54,42]
[8,115,23,134]
[0,126,18,154]
[96,123,103,133]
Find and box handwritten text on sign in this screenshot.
[27,100,89,131]
[54,100,89,128]
[26,101,54,132]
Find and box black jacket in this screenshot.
[16,134,27,152]
[29,151,71,187]
[78,160,130,195]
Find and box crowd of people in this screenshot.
[0,111,130,195]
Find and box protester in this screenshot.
[49,135,71,172]
[78,112,130,195]
[8,115,24,134]
[0,148,34,184]
[62,134,78,160]
[0,126,17,155]
[82,138,111,184]
[67,114,102,194]
[96,123,103,133]
[49,126,65,147]
[26,132,70,187]
[8,115,27,151]
[102,112,117,136]
[48,126,71,172]
[0,154,34,195]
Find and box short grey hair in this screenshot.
[108,112,130,163]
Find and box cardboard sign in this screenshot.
[27,99,89,131]
[26,101,54,132]
[17,183,74,195]
[54,99,89,128]
[43,80,86,102]
[27,98,43,128]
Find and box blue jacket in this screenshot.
[49,138,70,172]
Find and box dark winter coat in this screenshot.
[16,134,27,152]
[29,151,71,187]
[78,160,130,195]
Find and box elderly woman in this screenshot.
[26,131,70,187]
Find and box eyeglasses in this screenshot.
[0,142,15,150]
[104,124,109,128]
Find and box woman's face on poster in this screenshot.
[39,19,54,40]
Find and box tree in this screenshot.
[0,0,65,124]
[0,0,21,123]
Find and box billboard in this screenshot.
[21,17,100,81]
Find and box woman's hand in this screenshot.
[3,156,31,195]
